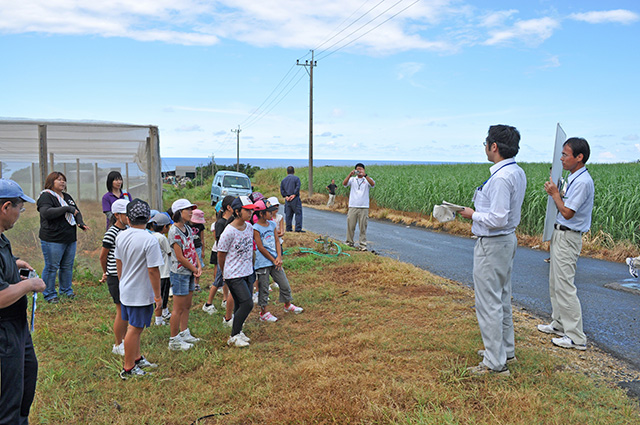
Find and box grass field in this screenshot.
[6,189,640,424]
[256,163,640,247]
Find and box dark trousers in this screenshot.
[160,277,171,310]
[0,318,38,425]
[285,198,303,231]
[226,275,254,337]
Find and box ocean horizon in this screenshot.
[161,157,453,172]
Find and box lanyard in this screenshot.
[562,168,588,198]
[477,162,517,191]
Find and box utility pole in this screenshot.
[231,125,241,172]
[297,50,317,197]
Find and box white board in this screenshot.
[542,123,567,242]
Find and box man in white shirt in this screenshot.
[459,125,527,376]
[343,163,375,250]
[537,138,593,351]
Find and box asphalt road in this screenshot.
[295,206,640,370]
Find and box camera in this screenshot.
[19,268,38,279]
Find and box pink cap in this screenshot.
[191,209,205,224]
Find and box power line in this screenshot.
[313,0,389,52]
[242,71,307,130]
[239,63,297,127]
[316,0,421,61]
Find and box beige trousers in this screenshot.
[549,229,587,345]
[346,207,369,247]
[326,194,335,207]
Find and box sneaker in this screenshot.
[552,335,587,351]
[168,337,193,351]
[154,317,165,326]
[259,311,278,322]
[537,323,565,336]
[112,342,125,356]
[119,365,147,380]
[358,245,367,251]
[202,303,218,315]
[217,287,223,294]
[467,362,510,377]
[194,284,202,292]
[47,297,59,304]
[135,356,158,369]
[271,282,279,289]
[227,335,250,347]
[626,258,638,278]
[477,350,517,364]
[162,310,172,320]
[252,292,259,304]
[221,300,227,309]
[543,257,551,263]
[180,329,201,343]
[238,331,251,342]
[222,315,234,328]
[284,303,304,314]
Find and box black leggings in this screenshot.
[226,275,254,336]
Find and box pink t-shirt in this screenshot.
[217,222,254,280]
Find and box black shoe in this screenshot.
[295,230,306,233]
[47,297,59,304]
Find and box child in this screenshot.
[266,196,285,251]
[253,200,303,323]
[114,199,164,379]
[149,212,173,325]
[168,198,202,351]
[188,209,206,292]
[217,196,257,347]
[99,199,129,356]
[203,196,236,327]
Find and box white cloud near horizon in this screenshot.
[569,10,639,25]
[484,17,560,46]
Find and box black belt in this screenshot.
[554,223,581,233]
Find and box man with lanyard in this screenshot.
[343,163,375,251]
[459,125,526,376]
[0,179,46,423]
[537,138,593,351]
[280,166,304,232]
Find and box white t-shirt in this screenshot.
[151,231,172,279]
[274,214,284,244]
[217,222,254,280]
[114,228,164,306]
[345,176,375,208]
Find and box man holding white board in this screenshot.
[538,138,593,351]
[458,125,526,376]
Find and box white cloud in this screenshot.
[479,9,518,28]
[599,151,616,160]
[0,0,460,53]
[396,62,424,80]
[484,17,560,46]
[569,10,639,25]
[175,124,203,132]
[623,134,639,141]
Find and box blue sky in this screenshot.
[1,0,638,163]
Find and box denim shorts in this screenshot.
[121,304,153,328]
[171,272,195,296]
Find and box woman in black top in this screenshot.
[37,172,89,303]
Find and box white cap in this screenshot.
[111,199,130,214]
[266,196,280,206]
[171,198,196,213]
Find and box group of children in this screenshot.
[100,192,303,379]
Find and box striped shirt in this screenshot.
[102,225,126,276]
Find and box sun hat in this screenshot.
[111,199,130,214]
[171,198,196,213]
[266,196,280,206]
[127,198,151,221]
[191,209,206,224]
[264,199,279,212]
[0,179,35,203]
[231,195,258,210]
[251,192,264,203]
[149,211,172,226]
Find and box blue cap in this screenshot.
[0,179,35,203]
